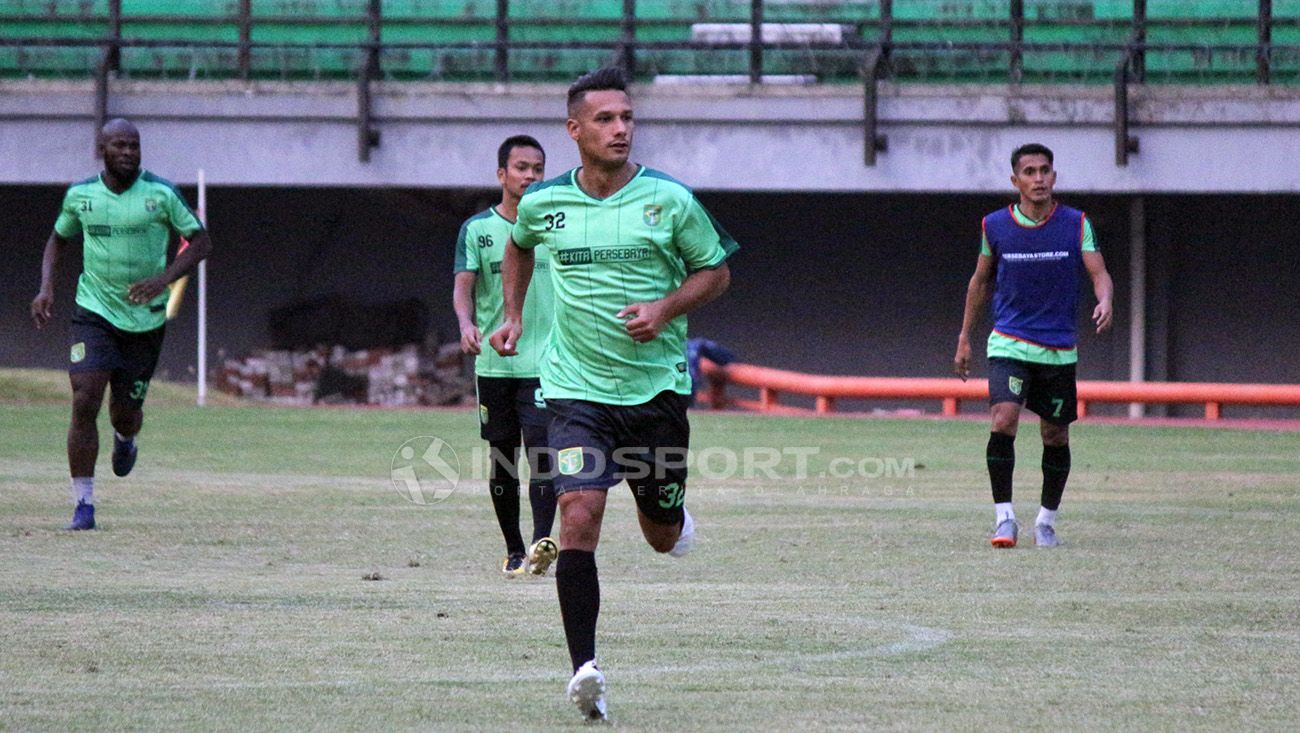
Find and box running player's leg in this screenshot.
[65,307,120,528]
[105,323,161,478]
[1025,362,1077,546]
[106,386,143,436]
[68,370,109,527]
[556,489,607,722]
[987,357,1028,546]
[68,371,109,476]
[478,377,526,573]
[556,488,605,655]
[548,398,619,675]
[623,391,692,555]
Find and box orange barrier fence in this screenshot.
[700,360,1300,420]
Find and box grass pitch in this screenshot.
[1,374,1298,731]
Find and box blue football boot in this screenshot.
[67,500,96,531]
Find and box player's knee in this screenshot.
[560,499,602,540]
[1041,423,1069,446]
[71,394,98,414]
[990,403,1020,434]
[561,500,596,524]
[70,393,102,422]
[487,443,520,483]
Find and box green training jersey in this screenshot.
[54,170,204,333]
[512,165,739,405]
[454,206,554,377]
[981,204,1097,365]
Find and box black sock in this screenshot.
[529,480,557,544]
[1041,443,1071,511]
[987,432,1016,504]
[489,440,525,556]
[527,446,557,542]
[556,549,599,672]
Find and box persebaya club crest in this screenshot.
[643,205,662,226]
[1008,376,1023,395]
[558,447,584,476]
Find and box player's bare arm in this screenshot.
[453,270,482,355]
[489,238,534,356]
[1083,250,1114,334]
[127,228,213,305]
[954,253,996,380]
[31,230,74,329]
[618,262,730,344]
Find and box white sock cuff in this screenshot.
[995,502,1015,523]
[71,476,94,505]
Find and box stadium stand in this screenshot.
[1,1,1297,85]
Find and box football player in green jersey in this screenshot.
[30,118,213,530]
[489,67,738,722]
[453,135,559,579]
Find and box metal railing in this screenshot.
[2,0,1296,165]
[700,360,1300,420]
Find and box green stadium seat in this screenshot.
[0,0,1294,84]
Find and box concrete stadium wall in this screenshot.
[4,80,1300,192]
[3,184,1297,418]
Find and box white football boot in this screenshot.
[566,660,608,722]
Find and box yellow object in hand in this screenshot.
[166,275,189,320]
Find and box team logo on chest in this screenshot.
[144,198,157,212]
[643,205,662,227]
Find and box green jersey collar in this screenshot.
[98,169,145,197]
[570,164,645,203]
[490,204,517,226]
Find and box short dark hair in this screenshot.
[1011,143,1053,172]
[497,135,545,170]
[567,66,629,116]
